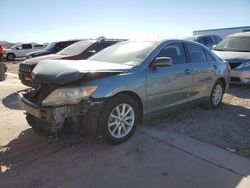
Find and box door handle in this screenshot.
[184,69,190,74]
[213,65,217,69]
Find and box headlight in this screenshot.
[42,86,97,106]
[239,61,250,68]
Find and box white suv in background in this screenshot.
[3,43,46,61]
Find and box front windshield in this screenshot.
[44,42,56,51]
[57,40,95,56]
[214,36,250,52]
[11,44,21,49]
[89,41,159,66]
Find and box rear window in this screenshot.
[203,37,214,45]
[186,43,207,63]
[197,38,205,45]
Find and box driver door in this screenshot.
[146,42,193,113]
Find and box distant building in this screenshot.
[193,26,250,39]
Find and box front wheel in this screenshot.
[203,80,224,109]
[99,94,140,144]
[6,53,15,61]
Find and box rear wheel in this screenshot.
[203,80,224,109]
[99,94,140,144]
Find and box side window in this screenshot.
[186,43,207,63]
[203,37,214,45]
[205,50,216,62]
[197,37,205,45]
[22,44,32,49]
[156,42,186,64]
[34,44,44,48]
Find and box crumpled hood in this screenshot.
[213,50,250,63]
[32,60,132,85]
[23,54,65,65]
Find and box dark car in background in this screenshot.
[213,31,250,84]
[19,38,125,87]
[26,39,80,59]
[18,40,230,144]
[185,35,222,49]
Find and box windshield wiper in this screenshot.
[232,50,250,52]
[214,48,224,51]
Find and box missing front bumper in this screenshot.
[18,90,104,136]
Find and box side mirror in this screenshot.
[87,50,96,56]
[151,57,173,69]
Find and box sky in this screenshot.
[0,0,250,43]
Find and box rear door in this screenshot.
[146,42,193,113]
[185,42,216,99]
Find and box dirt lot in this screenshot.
[3,61,250,157]
[0,62,250,187]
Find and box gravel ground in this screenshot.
[2,62,250,158]
[145,85,250,158]
[4,60,22,74]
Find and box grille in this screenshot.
[230,77,241,82]
[229,63,242,69]
[19,63,35,73]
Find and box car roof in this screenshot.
[228,31,250,37]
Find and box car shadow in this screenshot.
[227,84,250,99]
[1,92,22,110]
[0,127,99,174]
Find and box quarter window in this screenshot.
[186,43,207,63]
[156,43,186,64]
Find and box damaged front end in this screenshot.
[18,59,130,137]
[18,85,105,137]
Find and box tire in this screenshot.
[203,80,224,109]
[99,94,140,145]
[0,63,5,81]
[6,53,15,61]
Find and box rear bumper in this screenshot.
[230,69,250,85]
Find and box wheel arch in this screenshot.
[217,77,226,91]
[113,91,144,123]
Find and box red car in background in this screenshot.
[18,38,124,87]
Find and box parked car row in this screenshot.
[1,31,245,144]
[213,32,250,85]
[18,38,231,144]
[18,37,124,86]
